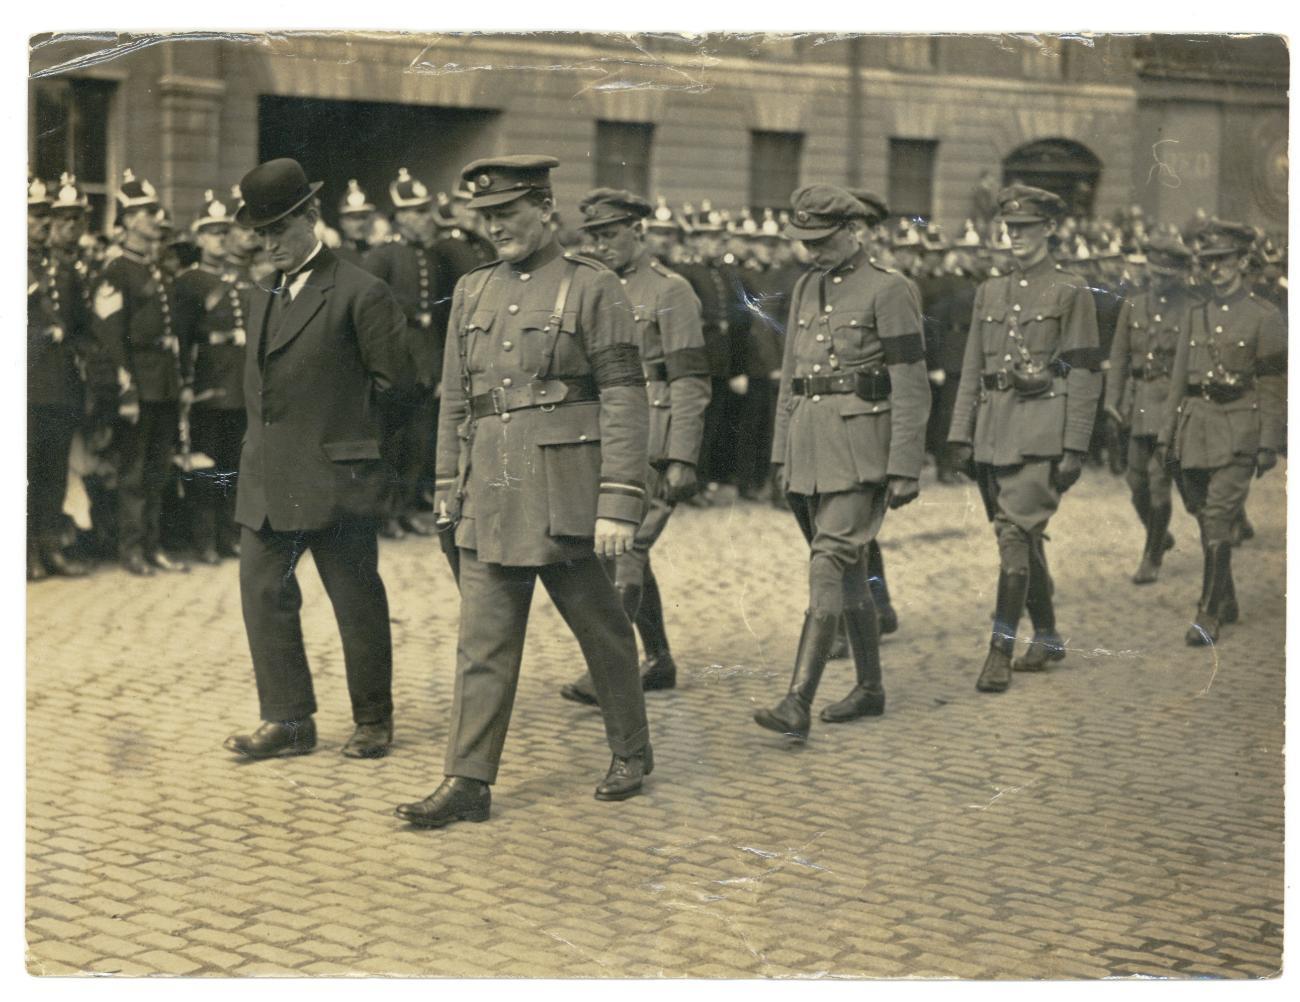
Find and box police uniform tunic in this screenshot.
[1106,284,1194,504]
[93,248,183,558]
[433,238,651,784]
[771,248,930,614]
[1161,285,1286,544]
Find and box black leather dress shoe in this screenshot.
[399,514,437,537]
[122,552,155,576]
[27,541,49,582]
[640,654,677,691]
[395,777,491,828]
[147,551,189,573]
[341,718,393,759]
[560,674,599,706]
[595,744,654,801]
[219,540,241,559]
[42,546,89,577]
[380,518,406,540]
[224,718,317,759]
[196,547,221,565]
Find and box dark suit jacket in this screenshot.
[236,247,410,532]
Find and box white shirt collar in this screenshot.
[283,241,323,300]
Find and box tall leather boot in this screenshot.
[754,611,838,741]
[1014,539,1064,672]
[1132,502,1174,585]
[977,571,1028,693]
[820,599,885,723]
[633,573,676,691]
[867,541,899,634]
[1187,542,1231,646]
[1219,562,1239,625]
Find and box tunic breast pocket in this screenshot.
[830,317,873,359]
[979,308,1009,362]
[1023,303,1066,354]
[464,310,495,372]
[1219,328,1259,372]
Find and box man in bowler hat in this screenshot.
[224,158,410,760]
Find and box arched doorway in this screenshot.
[1002,139,1102,217]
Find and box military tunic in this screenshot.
[1161,285,1286,544]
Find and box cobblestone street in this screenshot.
[25,463,1286,979]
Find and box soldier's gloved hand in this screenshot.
[1255,448,1278,479]
[664,461,699,503]
[1053,450,1085,493]
[950,443,974,477]
[728,374,749,395]
[595,518,636,559]
[770,461,788,494]
[886,476,920,510]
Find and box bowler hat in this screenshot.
[235,158,323,229]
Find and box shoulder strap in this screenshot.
[537,261,579,378]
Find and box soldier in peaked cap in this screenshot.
[335,179,376,266]
[755,184,930,743]
[558,188,711,707]
[1104,234,1193,586]
[224,157,411,763]
[1159,219,1286,646]
[394,155,653,830]
[362,167,451,540]
[171,190,246,564]
[92,169,190,576]
[948,184,1103,693]
[28,176,92,579]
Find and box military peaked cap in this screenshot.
[784,184,868,240]
[577,188,653,229]
[1195,218,1255,258]
[997,184,1065,223]
[1143,234,1193,274]
[461,155,559,209]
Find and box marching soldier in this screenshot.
[362,168,448,538]
[28,176,91,579]
[755,184,930,742]
[1104,235,1193,584]
[1160,219,1286,646]
[92,170,189,576]
[559,189,712,705]
[394,155,653,830]
[172,190,247,563]
[335,179,376,266]
[948,185,1103,692]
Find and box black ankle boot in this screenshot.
[633,573,677,691]
[820,600,885,723]
[755,611,838,741]
[977,571,1028,693]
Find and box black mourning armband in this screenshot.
[665,346,711,381]
[591,344,648,389]
[881,332,925,366]
[1057,347,1104,373]
[1256,353,1287,377]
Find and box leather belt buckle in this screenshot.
[488,386,507,415]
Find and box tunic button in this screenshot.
[1160,296,1167,304]
[1036,314,1043,321]
[500,412,511,423]
[1215,326,1223,334]
[1238,340,1246,347]
[832,276,842,284]
[620,278,628,285]
[502,340,513,350]
[1019,279,1028,287]
[824,305,833,313]
[1190,341,1197,347]
[1222,303,1229,311]
[578,434,588,442]
[501,377,512,387]
[508,304,519,314]
[813,364,822,373]
[812,395,821,402]
[1004,354,1012,362]
[816,334,825,342]
[652,399,661,406]
[519,273,530,281]
[1013,304,1021,312]
[1154,314,1161,322]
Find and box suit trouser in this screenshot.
[732,376,777,494]
[1177,459,1254,547]
[239,517,393,724]
[27,404,79,543]
[928,377,961,465]
[382,389,437,517]
[446,549,650,784]
[116,401,178,557]
[189,407,246,550]
[788,486,888,615]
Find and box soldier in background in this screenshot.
[1160,219,1286,646]
[28,176,91,579]
[92,170,189,576]
[362,168,447,539]
[395,155,653,829]
[948,185,1102,693]
[335,179,376,266]
[1104,235,1192,585]
[560,189,711,705]
[172,190,246,564]
[756,185,930,742]
[1089,237,1131,474]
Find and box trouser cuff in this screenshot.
[446,758,498,785]
[607,725,650,758]
[259,700,317,723]
[352,700,393,725]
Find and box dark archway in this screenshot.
[1002,139,1102,217]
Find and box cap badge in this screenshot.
[477,174,492,190]
[796,210,809,224]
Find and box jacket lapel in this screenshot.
[250,281,274,365]
[267,250,337,358]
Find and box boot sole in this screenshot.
[395,808,490,828]
[820,707,885,723]
[560,686,599,706]
[642,678,676,692]
[753,711,809,741]
[341,745,391,759]
[226,743,317,760]
[594,783,644,802]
